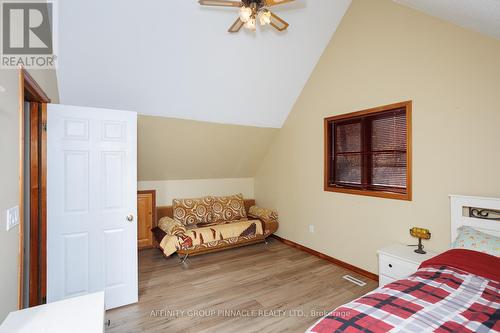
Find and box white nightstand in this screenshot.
[377,243,438,287]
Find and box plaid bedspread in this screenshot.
[306,250,500,333]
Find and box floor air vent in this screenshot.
[342,275,366,287]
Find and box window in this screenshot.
[324,101,412,200]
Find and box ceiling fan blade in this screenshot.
[269,11,289,31]
[264,0,295,7]
[228,17,244,33]
[198,0,242,7]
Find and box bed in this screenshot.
[306,195,500,333]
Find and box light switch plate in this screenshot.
[6,206,20,231]
[308,224,315,233]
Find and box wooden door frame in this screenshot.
[19,68,51,309]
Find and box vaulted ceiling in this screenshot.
[395,0,500,40]
[57,0,352,128]
[57,0,500,129]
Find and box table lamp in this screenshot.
[409,227,431,254]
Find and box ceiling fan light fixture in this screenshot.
[244,17,256,30]
[198,0,293,33]
[239,6,252,23]
[258,9,271,25]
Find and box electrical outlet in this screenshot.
[6,206,20,231]
[308,224,315,233]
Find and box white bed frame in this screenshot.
[450,195,500,241]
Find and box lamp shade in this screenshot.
[258,10,271,26]
[244,17,256,30]
[410,227,431,240]
[239,6,252,23]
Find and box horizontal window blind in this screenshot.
[328,107,408,195]
[334,121,362,185]
[370,109,406,191]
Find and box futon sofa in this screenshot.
[151,194,279,259]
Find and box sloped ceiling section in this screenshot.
[57,0,351,128]
[137,115,277,181]
[394,0,500,40]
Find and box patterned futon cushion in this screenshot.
[248,205,278,222]
[173,196,214,226]
[159,219,264,256]
[211,193,247,223]
[158,216,186,236]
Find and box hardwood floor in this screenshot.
[106,238,377,333]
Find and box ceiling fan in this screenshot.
[198,0,295,33]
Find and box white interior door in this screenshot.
[47,104,138,310]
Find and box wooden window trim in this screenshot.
[324,101,412,201]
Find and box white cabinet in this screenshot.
[0,292,105,333]
[377,243,437,287]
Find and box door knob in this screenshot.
[126,214,134,222]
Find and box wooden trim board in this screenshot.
[271,235,379,282]
[18,68,50,309]
[29,102,40,307]
[18,69,25,309]
[22,70,51,103]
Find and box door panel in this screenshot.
[64,151,89,212]
[64,232,89,296]
[47,104,137,310]
[102,121,126,142]
[103,229,125,288]
[64,118,89,140]
[102,152,125,210]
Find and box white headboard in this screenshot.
[450,195,500,241]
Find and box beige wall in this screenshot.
[139,178,254,206]
[137,115,276,207]
[138,114,276,182]
[255,0,500,274]
[0,69,59,321]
